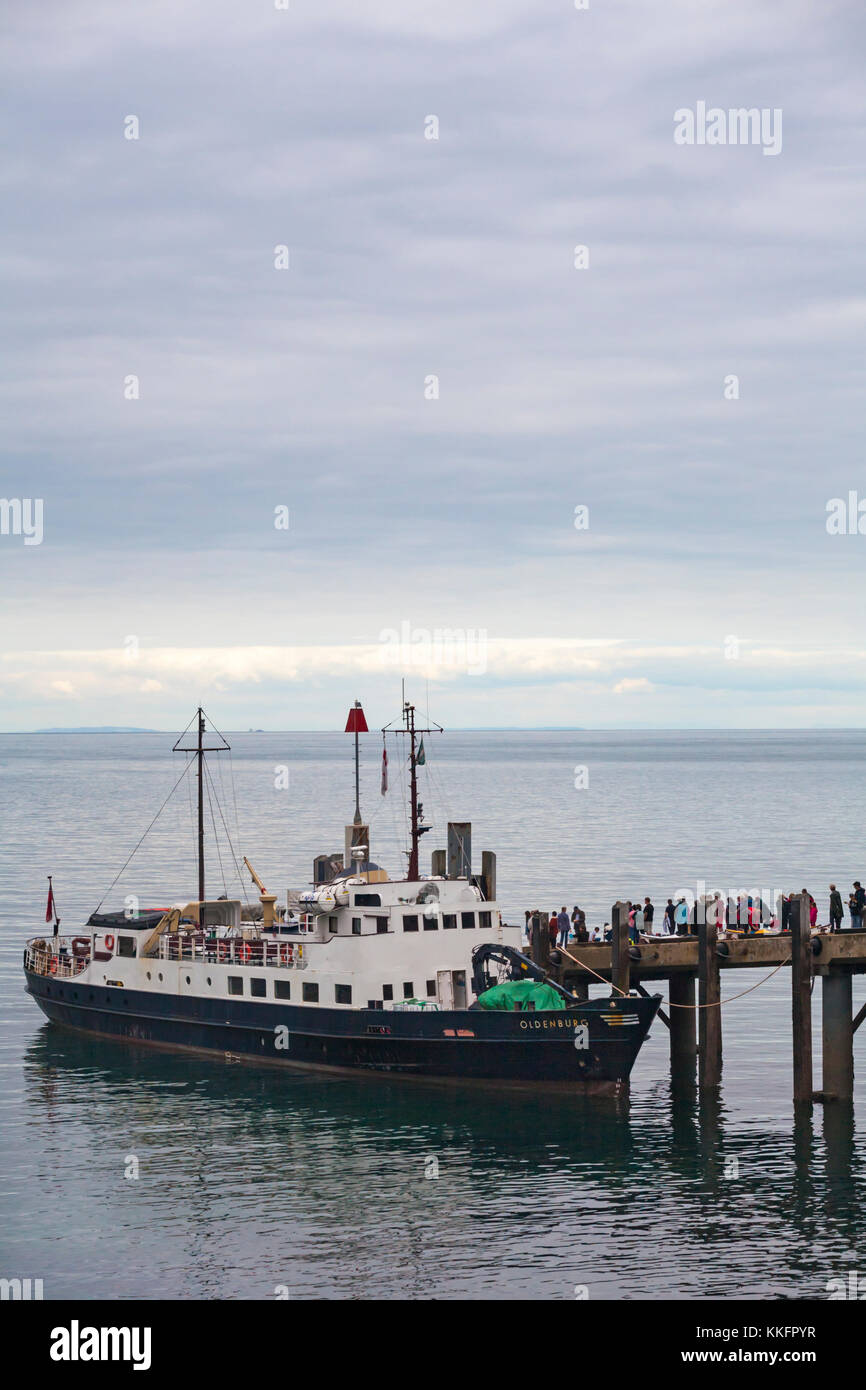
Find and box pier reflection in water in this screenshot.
[6,1024,862,1301]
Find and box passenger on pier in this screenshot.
[803,890,817,928]
[571,905,589,943]
[780,895,791,933]
[643,897,654,931]
[590,925,604,942]
[630,901,643,943]
[674,898,689,935]
[663,898,676,933]
[548,912,559,949]
[829,885,843,933]
[557,906,570,946]
[850,882,865,931]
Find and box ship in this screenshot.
[23,700,661,1094]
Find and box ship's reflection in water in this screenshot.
[11,1025,864,1301]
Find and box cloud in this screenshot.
[1,1,864,729]
[613,677,655,695]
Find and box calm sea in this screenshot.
[1,729,864,1300]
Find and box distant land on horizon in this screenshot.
[34,726,159,733]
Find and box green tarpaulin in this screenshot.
[476,980,566,1011]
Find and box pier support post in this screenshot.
[611,901,631,997]
[822,970,853,1101]
[697,897,722,1088]
[790,893,813,1105]
[669,973,697,1079]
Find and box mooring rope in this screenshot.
[554,941,796,1009]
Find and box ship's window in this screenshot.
[442,914,457,930]
[403,915,419,932]
[376,917,388,934]
[426,979,436,997]
[329,916,339,933]
[352,918,362,935]
[251,977,266,998]
[403,981,414,999]
[275,980,291,999]
[302,982,319,1003]
[382,984,393,1001]
[228,976,243,995]
[354,893,381,907]
[117,935,136,958]
[479,911,492,928]
[206,977,212,986]
[185,975,191,984]
[461,912,475,929]
[335,984,352,1005]
[423,914,438,930]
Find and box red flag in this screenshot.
[45,884,55,923]
[344,702,369,734]
[380,744,388,795]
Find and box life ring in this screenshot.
[104,934,115,951]
[49,958,57,974]
[239,942,251,963]
[279,943,289,964]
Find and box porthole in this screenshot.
[146,972,151,980]
[185,975,191,985]
[158,973,163,982]
[207,977,212,986]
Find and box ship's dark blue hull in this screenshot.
[25,969,660,1093]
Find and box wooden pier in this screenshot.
[532,895,866,1103]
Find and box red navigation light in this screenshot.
[344,703,369,734]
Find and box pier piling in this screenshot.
[611,901,631,997]
[790,894,813,1105]
[697,897,722,1088]
[669,972,697,1079]
[822,970,854,1101]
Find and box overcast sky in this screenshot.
[2,0,864,731]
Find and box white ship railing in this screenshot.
[24,938,89,979]
[157,935,307,969]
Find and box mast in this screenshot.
[382,697,442,882]
[173,708,230,904]
[343,700,370,870]
[407,702,420,881]
[197,707,205,903]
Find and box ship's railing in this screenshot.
[24,937,89,979]
[157,934,307,969]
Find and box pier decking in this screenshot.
[528,895,866,1103]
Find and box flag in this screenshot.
[45,883,55,923]
[380,744,388,794]
[416,738,426,766]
